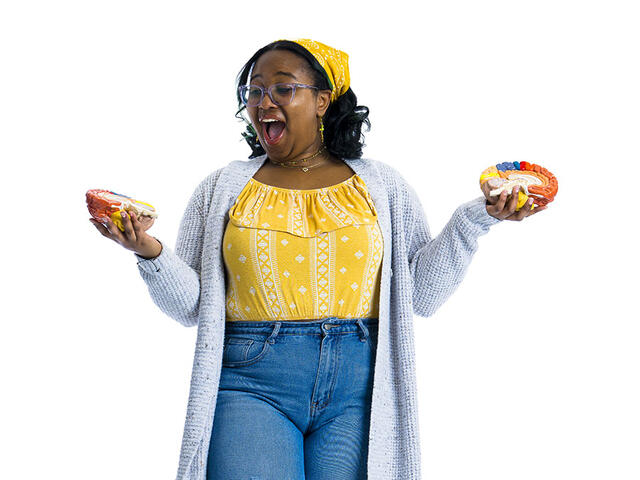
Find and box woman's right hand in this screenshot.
[89,210,162,259]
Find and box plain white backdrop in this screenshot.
[1,0,638,478]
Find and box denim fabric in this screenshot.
[206,317,378,480]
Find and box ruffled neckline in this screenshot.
[249,174,358,193]
[228,173,378,237]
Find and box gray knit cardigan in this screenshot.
[135,154,502,479]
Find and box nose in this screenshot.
[258,90,277,108]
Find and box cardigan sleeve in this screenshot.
[405,181,502,318]
[134,168,222,327]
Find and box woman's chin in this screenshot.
[262,137,287,154]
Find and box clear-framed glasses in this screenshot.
[238,82,319,107]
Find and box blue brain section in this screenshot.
[496,162,517,171]
[109,191,131,198]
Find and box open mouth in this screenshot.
[261,120,286,146]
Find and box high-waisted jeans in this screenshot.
[206,317,379,480]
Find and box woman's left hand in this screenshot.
[481,179,547,221]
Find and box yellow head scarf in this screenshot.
[277,38,350,103]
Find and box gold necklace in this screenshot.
[269,145,327,172]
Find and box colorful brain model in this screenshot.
[86,189,158,232]
[479,162,558,212]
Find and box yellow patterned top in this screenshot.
[222,173,383,321]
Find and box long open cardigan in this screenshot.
[135,154,501,479]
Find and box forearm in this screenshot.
[135,239,201,327]
[134,169,221,327]
[410,196,500,317]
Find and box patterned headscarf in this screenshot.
[278,38,350,103]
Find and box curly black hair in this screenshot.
[235,40,371,159]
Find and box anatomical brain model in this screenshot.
[86,189,158,232]
[479,161,558,211]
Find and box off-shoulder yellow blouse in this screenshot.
[222,173,383,321]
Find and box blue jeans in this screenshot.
[206,317,378,480]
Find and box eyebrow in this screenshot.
[250,71,298,81]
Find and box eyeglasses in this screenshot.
[238,82,318,107]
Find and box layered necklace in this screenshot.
[268,145,327,172]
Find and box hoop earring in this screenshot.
[319,118,325,144]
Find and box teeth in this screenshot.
[262,118,280,123]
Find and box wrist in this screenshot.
[137,237,163,260]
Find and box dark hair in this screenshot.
[235,40,371,159]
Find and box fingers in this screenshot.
[89,210,138,244]
[104,216,124,240]
[486,178,504,203]
[506,196,534,221]
[487,185,544,221]
[482,176,552,221]
[89,218,110,237]
[140,218,154,232]
[492,189,509,214]
[502,193,549,221]
[482,179,502,205]
[120,210,138,243]
[497,186,521,219]
[130,210,151,232]
[90,216,119,242]
[529,203,548,215]
[508,186,519,211]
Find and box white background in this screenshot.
[1,1,638,479]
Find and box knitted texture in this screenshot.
[135,154,502,479]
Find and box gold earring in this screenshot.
[319,118,325,144]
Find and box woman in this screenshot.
[90,39,544,480]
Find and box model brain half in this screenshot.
[479,162,558,212]
[86,189,158,232]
